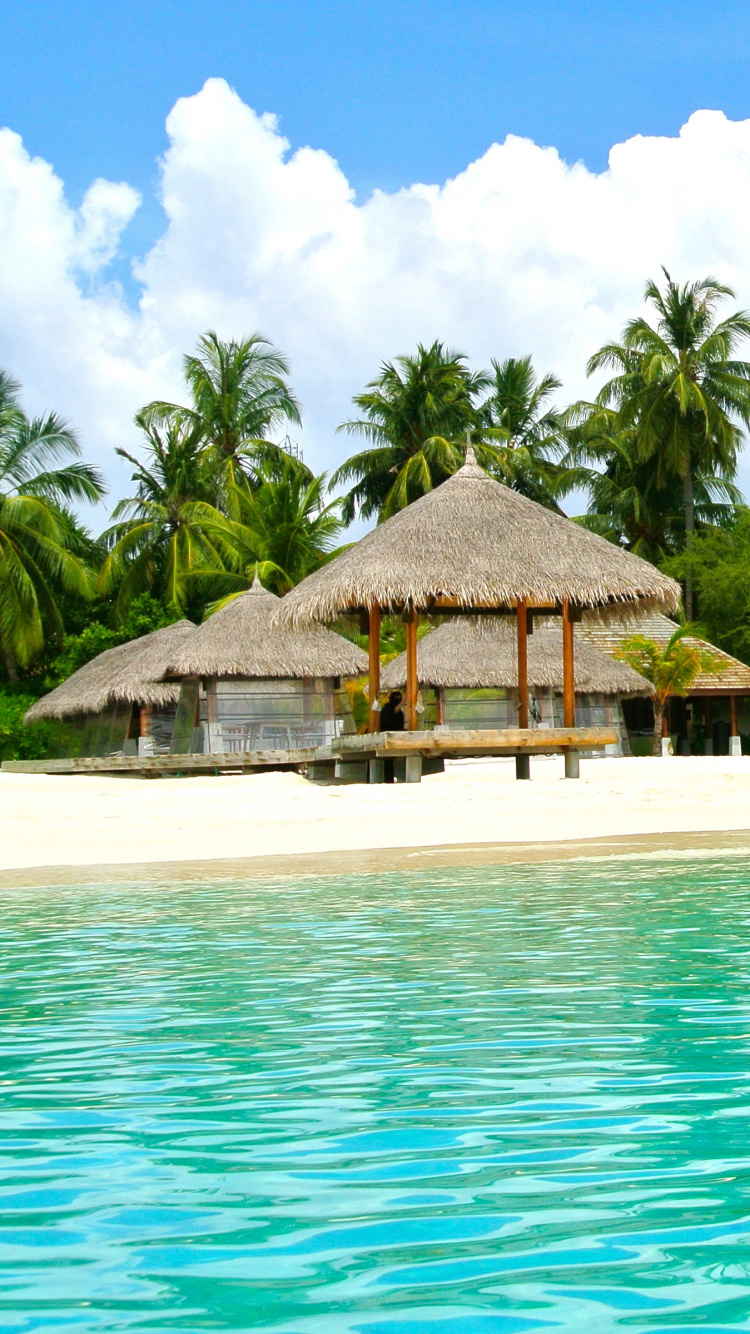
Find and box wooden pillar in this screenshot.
[516,600,529,729]
[435,686,445,726]
[139,706,151,738]
[704,697,713,755]
[730,694,738,736]
[562,599,576,729]
[368,603,381,733]
[404,607,418,731]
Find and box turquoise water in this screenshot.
[4,858,750,1331]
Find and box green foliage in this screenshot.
[664,509,750,660]
[616,623,721,755]
[332,341,488,521]
[0,691,53,761]
[0,371,105,669]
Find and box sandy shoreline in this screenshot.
[2,754,750,879]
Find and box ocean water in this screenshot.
[3,856,750,1332]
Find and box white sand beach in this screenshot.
[1,754,750,873]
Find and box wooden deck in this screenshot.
[1,748,318,776]
[331,726,618,760]
[1,726,618,780]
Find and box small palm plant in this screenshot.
[615,624,721,755]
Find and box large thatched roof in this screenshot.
[381,617,654,695]
[25,620,196,722]
[278,450,680,627]
[166,577,368,680]
[579,611,750,694]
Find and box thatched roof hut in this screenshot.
[277,450,681,626]
[25,620,196,723]
[166,577,367,679]
[381,618,654,695]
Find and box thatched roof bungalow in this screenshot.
[579,611,750,755]
[25,620,196,757]
[165,577,367,755]
[277,449,680,733]
[381,617,652,744]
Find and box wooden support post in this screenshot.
[562,599,576,728]
[368,603,381,733]
[705,697,713,755]
[516,600,529,729]
[404,607,418,731]
[139,706,151,738]
[435,685,445,727]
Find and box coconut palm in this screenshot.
[616,624,720,755]
[476,356,571,510]
[332,342,488,521]
[588,271,750,614]
[100,414,229,617]
[567,400,741,560]
[141,331,303,511]
[0,372,104,675]
[197,462,346,600]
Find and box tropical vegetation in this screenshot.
[4,275,750,757]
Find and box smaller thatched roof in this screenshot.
[381,617,654,695]
[579,611,750,694]
[166,576,368,680]
[25,620,197,722]
[277,449,681,626]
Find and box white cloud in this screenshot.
[3,78,750,527]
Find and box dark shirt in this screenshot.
[379,701,405,731]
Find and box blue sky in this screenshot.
[5,1,750,507]
[5,0,750,262]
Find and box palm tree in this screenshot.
[588,271,750,614]
[198,462,346,600]
[142,331,303,510]
[616,624,720,755]
[100,414,229,617]
[567,400,741,560]
[332,342,488,521]
[476,356,571,510]
[0,372,104,676]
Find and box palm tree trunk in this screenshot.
[683,463,694,619]
[2,642,18,683]
[652,698,665,756]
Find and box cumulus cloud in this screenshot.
[3,77,750,522]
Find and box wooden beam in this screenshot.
[731,693,738,737]
[516,600,529,729]
[562,599,576,728]
[139,706,151,738]
[404,607,419,731]
[368,603,381,733]
[435,685,445,726]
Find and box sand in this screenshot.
[1,754,749,875]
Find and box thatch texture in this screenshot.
[381,617,654,695]
[579,611,750,694]
[25,620,197,722]
[166,577,368,679]
[277,450,680,626]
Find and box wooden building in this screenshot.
[165,576,367,755]
[579,612,750,755]
[24,620,196,757]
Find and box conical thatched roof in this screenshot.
[278,450,680,626]
[381,617,654,695]
[166,577,368,679]
[25,620,197,722]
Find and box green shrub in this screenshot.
[0,693,53,762]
